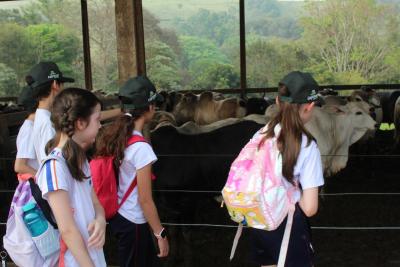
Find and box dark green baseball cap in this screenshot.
[279,71,319,104]
[18,85,37,111]
[119,76,164,110]
[27,62,74,88]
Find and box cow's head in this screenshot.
[173,93,199,125]
[345,104,376,145]
[306,104,375,176]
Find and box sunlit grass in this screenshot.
[380,123,396,131]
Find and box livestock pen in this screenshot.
[2,0,400,266]
[1,85,400,266]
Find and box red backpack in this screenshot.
[90,135,148,219]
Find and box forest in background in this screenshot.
[0,0,400,96]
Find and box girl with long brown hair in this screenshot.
[249,71,324,267]
[36,88,106,267]
[95,76,168,267]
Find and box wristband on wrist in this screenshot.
[154,227,167,239]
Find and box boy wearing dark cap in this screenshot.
[29,61,122,164]
[28,62,75,164]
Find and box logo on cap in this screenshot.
[307,89,318,101]
[48,70,60,79]
[148,91,157,102]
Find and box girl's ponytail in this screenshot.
[260,86,314,184]
[95,108,149,170]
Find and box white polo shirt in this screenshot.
[254,124,324,203]
[117,130,157,224]
[33,108,56,164]
[37,148,106,267]
[16,119,40,170]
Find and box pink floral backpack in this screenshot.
[222,125,297,267]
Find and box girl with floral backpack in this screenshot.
[222,71,324,267]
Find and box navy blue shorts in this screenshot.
[108,213,161,267]
[248,204,314,267]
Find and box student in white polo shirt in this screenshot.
[36,88,106,267]
[27,62,75,164]
[28,62,122,164]
[247,71,325,267]
[14,85,39,179]
[95,76,168,267]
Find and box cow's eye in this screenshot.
[356,111,362,115]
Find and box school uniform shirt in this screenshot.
[118,130,157,224]
[37,148,107,267]
[16,119,40,170]
[33,108,56,164]
[254,124,324,203]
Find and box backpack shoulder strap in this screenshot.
[118,135,149,209]
[30,152,62,229]
[126,134,147,147]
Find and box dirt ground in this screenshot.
[1,130,400,267]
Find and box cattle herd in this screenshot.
[2,87,399,185]
[150,88,400,178]
[136,87,399,265]
[2,87,400,266]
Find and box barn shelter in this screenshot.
[1,0,400,266]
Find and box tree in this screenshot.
[0,23,33,84]
[246,0,281,18]
[0,63,19,97]
[300,0,400,83]
[192,63,239,90]
[25,24,81,82]
[0,9,29,24]
[0,21,81,90]
[180,36,228,70]
[174,9,238,46]
[86,0,119,92]
[146,41,182,91]
[245,37,307,87]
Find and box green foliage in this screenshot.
[247,17,302,40]
[246,0,281,17]
[1,0,400,97]
[192,63,239,90]
[180,35,228,69]
[25,24,80,74]
[245,38,307,87]
[0,21,81,91]
[0,23,34,84]
[146,41,182,91]
[245,0,303,39]
[173,9,238,46]
[0,9,27,24]
[300,0,400,84]
[0,63,19,97]
[333,72,368,85]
